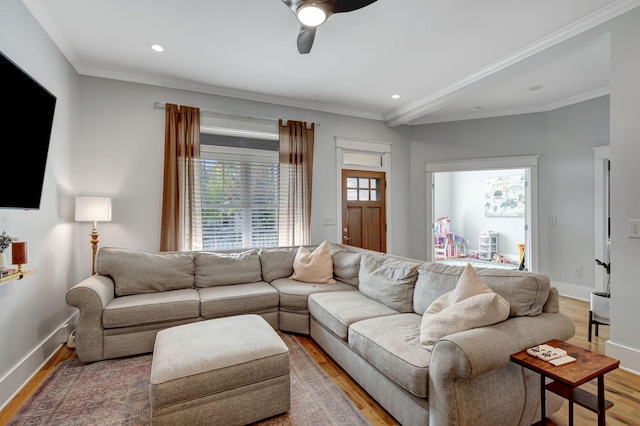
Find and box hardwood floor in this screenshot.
[0,344,76,425]
[2,296,638,425]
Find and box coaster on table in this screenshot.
[538,348,567,361]
[527,344,554,357]
[549,356,576,366]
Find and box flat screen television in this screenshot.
[0,49,57,210]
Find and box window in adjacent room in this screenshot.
[199,130,279,250]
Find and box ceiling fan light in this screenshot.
[297,4,327,27]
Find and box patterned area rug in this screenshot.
[8,333,370,426]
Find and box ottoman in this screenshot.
[150,314,290,425]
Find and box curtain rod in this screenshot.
[153,102,319,127]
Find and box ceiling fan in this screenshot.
[281,0,378,54]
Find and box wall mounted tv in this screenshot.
[0,49,57,209]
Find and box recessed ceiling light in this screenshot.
[469,106,482,112]
[297,4,327,27]
[391,93,402,99]
[528,84,543,91]
[150,44,164,53]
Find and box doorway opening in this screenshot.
[433,169,526,269]
[335,137,392,252]
[426,156,539,272]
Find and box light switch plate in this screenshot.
[629,220,640,238]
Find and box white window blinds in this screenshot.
[200,145,279,250]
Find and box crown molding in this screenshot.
[385,0,640,127]
[80,66,385,122]
[409,86,610,125]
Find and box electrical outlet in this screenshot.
[549,216,557,226]
[573,266,582,277]
[58,323,70,343]
[629,220,640,238]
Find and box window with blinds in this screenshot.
[200,142,279,250]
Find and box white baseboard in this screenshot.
[551,280,594,302]
[606,341,640,376]
[553,282,640,374]
[0,312,79,411]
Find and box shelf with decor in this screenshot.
[0,269,35,286]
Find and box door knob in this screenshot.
[343,236,350,241]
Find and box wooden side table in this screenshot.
[511,339,619,426]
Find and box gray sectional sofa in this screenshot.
[66,243,576,425]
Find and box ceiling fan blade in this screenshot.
[281,0,305,15]
[331,0,377,13]
[297,26,316,54]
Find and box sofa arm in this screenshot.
[66,274,115,363]
[431,312,575,380]
[428,313,575,424]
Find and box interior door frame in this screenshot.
[594,145,610,293]
[341,169,387,251]
[335,137,392,251]
[426,155,539,272]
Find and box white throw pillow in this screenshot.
[290,240,336,284]
[420,263,510,350]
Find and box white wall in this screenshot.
[443,169,525,258]
[0,0,81,408]
[75,77,412,262]
[607,6,640,373]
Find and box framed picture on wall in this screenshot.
[484,175,525,217]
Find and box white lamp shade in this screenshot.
[75,196,112,222]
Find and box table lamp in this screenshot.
[75,196,112,275]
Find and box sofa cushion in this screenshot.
[419,264,510,350]
[198,282,279,318]
[194,250,261,288]
[102,289,200,328]
[97,247,195,296]
[476,268,550,317]
[290,241,336,284]
[413,263,551,317]
[329,245,361,287]
[413,263,464,315]
[308,291,398,340]
[349,313,430,398]
[270,278,356,311]
[358,253,421,313]
[259,247,298,283]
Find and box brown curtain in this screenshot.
[278,119,314,246]
[159,104,203,251]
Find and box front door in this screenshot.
[341,169,386,252]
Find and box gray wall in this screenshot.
[408,97,610,297]
[75,77,412,259]
[0,0,81,408]
[608,6,640,372]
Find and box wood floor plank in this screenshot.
[1,296,637,426]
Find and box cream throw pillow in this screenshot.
[290,240,336,284]
[420,263,510,350]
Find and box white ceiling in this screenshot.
[22,0,640,126]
